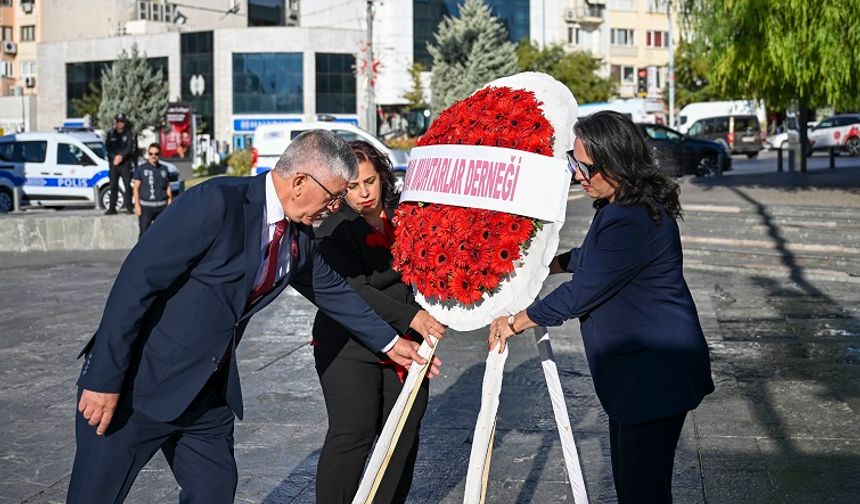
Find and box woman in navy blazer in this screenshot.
[490,111,714,503]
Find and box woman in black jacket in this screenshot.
[312,141,446,504]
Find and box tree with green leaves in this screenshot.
[665,38,725,110]
[403,62,429,111]
[427,0,519,115]
[98,44,169,142]
[515,40,615,104]
[71,83,103,127]
[684,0,860,172]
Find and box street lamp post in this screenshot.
[365,0,377,137]
[668,0,675,129]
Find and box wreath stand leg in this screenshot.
[533,325,589,504]
[464,342,508,503]
[352,336,439,504]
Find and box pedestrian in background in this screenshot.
[132,143,172,238]
[105,113,136,215]
[490,111,714,504]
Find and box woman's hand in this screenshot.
[487,311,538,353]
[549,256,565,274]
[409,310,447,347]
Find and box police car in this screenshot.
[0,131,183,209]
[250,122,409,189]
[0,154,24,213]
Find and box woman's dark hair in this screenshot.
[574,111,682,224]
[348,140,398,208]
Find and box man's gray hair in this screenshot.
[272,129,358,182]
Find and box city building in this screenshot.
[0,0,38,133]
[36,1,361,151]
[559,0,678,99]
[25,0,681,147]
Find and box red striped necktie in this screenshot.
[248,218,289,306]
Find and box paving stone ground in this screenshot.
[2,160,859,503]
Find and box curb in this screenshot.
[0,213,136,253]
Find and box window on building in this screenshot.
[0,61,13,77]
[0,0,12,7]
[21,60,36,77]
[646,30,669,48]
[20,25,35,42]
[316,53,356,114]
[233,53,303,114]
[610,64,636,84]
[574,27,597,51]
[648,0,667,11]
[248,0,284,26]
[66,58,168,117]
[137,1,176,23]
[610,28,634,46]
[1,26,12,42]
[608,0,635,11]
[568,26,575,45]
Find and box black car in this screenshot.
[637,123,732,177]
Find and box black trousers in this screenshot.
[139,205,166,238]
[609,412,687,504]
[314,348,428,504]
[108,162,133,211]
[67,374,236,504]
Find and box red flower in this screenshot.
[394,86,554,305]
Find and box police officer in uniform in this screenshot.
[132,143,172,237]
[105,113,136,215]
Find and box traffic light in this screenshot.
[636,68,648,97]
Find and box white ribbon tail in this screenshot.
[464,342,509,503]
[352,336,439,504]
[534,325,589,504]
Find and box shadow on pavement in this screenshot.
[701,186,860,502]
[261,351,607,504]
[690,165,860,194]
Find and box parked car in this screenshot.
[251,121,409,187]
[0,131,183,210]
[765,130,799,150]
[684,114,763,158]
[807,114,860,156]
[637,123,732,177]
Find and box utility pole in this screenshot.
[365,0,377,136]
[667,0,675,129]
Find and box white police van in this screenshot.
[251,122,409,186]
[0,131,183,209]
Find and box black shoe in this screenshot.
[104,209,117,215]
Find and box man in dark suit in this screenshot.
[67,130,440,504]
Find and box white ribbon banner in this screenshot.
[400,144,571,224]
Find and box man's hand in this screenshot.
[134,204,142,216]
[78,389,120,436]
[385,337,443,379]
[113,154,123,166]
[409,310,447,347]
